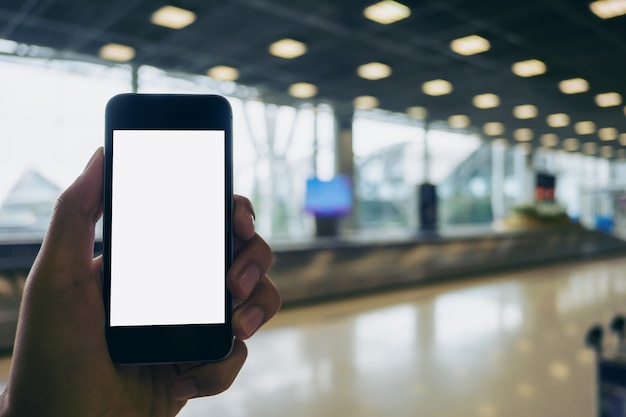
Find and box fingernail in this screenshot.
[83,148,101,173]
[238,264,261,298]
[241,306,264,339]
[244,209,255,234]
[172,378,199,400]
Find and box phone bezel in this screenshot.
[103,93,234,364]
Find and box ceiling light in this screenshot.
[601,145,614,158]
[563,138,579,151]
[595,92,622,107]
[364,1,411,24]
[207,65,239,81]
[512,59,547,77]
[546,113,570,128]
[407,106,428,119]
[289,82,318,99]
[590,0,626,18]
[575,121,596,135]
[151,5,196,29]
[354,95,379,109]
[559,78,589,94]
[99,43,135,62]
[422,79,453,96]
[448,114,470,129]
[620,133,626,146]
[619,149,626,160]
[450,35,490,56]
[540,133,559,147]
[513,104,538,119]
[473,93,500,109]
[514,128,534,142]
[599,127,618,141]
[483,122,505,136]
[584,142,597,155]
[269,38,307,59]
[358,62,392,80]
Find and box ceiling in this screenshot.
[1,0,626,154]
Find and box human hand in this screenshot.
[0,148,280,417]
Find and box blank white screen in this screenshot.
[110,130,226,326]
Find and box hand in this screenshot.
[0,148,280,417]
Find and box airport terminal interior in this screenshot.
[2,0,626,415]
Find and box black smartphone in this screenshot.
[103,93,234,364]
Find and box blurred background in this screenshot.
[2,0,626,415]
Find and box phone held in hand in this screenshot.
[103,93,234,364]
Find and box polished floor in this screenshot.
[179,255,626,417]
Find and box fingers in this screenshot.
[171,339,248,400]
[232,274,281,340]
[35,148,104,275]
[233,195,256,241]
[228,233,275,301]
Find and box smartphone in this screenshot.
[103,93,234,364]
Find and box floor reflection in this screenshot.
[179,256,626,417]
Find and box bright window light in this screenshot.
[357,62,392,80]
[513,104,538,119]
[559,78,589,94]
[289,82,318,99]
[599,127,618,141]
[207,65,239,81]
[448,114,470,129]
[540,133,559,147]
[483,122,505,136]
[269,39,307,59]
[422,79,453,96]
[563,138,579,151]
[354,95,379,109]
[0,38,18,54]
[575,121,596,135]
[364,1,411,24]
[99,43,135,62]
[512,59,547,77]
[151,5,196,29]
[450,35,491,56]
[590,0,626,19]
[595,92,622,107]
[546,113,570,128]
[473,93,500,109]
[514,128,533,142]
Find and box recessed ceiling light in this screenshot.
[448,114,470,129]
[575,121,596,135]
[563,138,579,151]
[422,79,453,96]
[513,104,538,119]
[269,38,307,59]
[207,65,239,81]
[99,43,135,62]
[354,95,379,109]
[620,133,626,146]
[358,62,392,80]
[512,59,547,77]
[619,149,626,160]
[407,106,428,119]
[540,133,559,147]
[590,0,626,19]
[584,142,598,155]
[450,35,491,56]
[151,5,196,29]
[595,92,622,107]
[289,82,318,99]
[483,122,505,136]
[599,127,618,141]
[601,145,614,158]
[364,1,411,24]
[546,113,570,128]
[559,78,589,94]
[514,128,534,142]
[473,93,500,109]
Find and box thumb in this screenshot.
[35,148,104,277]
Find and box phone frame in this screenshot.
[103,93,234,364]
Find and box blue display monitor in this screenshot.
[305,176,352,218]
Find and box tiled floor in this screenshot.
[180,256,626,417]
